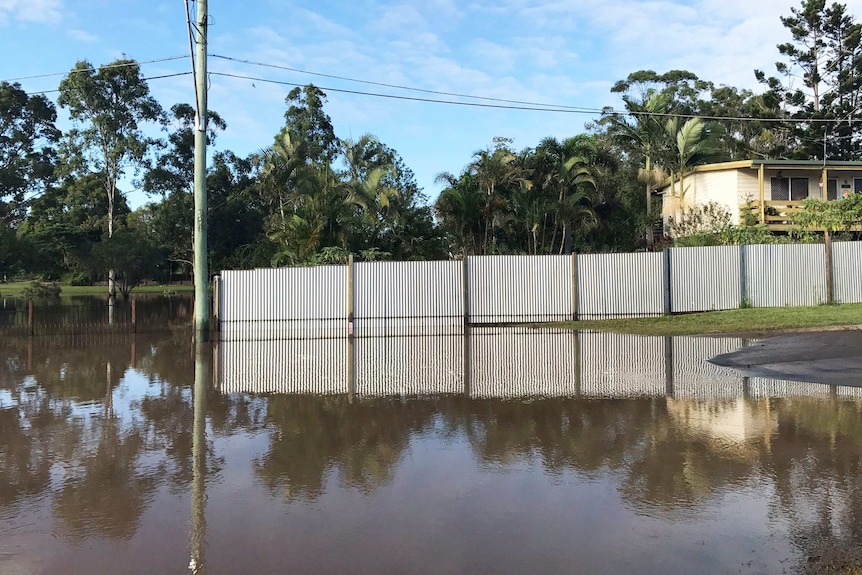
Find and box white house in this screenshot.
[658,160,862,231]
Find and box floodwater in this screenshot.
[2,300,862,574]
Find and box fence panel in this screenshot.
[467,255,573,323]
[354,260,462,333]
[577,252,664,318]
[670,246,742,313]
[833,241,862,304]
[745,244,826,308]
[220,266,347,323]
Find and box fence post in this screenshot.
[347,254,355,337]
[212,275,220,333]
[131,298,137,333]
[571,252,579,321]
[28,300,34,336]
[739,244,748,307]
[462,256,470,327]
[662,248,672,315]
[825,231,834,305]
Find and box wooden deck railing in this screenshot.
[739,200,806,231]
[740,200,862,232]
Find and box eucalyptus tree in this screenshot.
[57,59,165,296]
[0,81,60,229]
[143,104,226,272]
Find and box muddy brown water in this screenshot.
[1,299,862,574]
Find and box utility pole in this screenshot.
[193,0,209,337]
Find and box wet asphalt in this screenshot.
[711,330,862,386]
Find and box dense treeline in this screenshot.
[1,0,860,291]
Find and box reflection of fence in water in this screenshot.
[218,328,861,400]
[218,336,349,395]
[0,296,192,335]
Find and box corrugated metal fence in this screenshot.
[219,241,861,332]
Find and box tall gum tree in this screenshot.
[58,59,164,296]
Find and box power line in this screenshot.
[209,71,612,114]
[209,70,853,125]
[0,55,190,83]
[210,53,603,113]
[24,72,193,95]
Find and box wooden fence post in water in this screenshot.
[131,298,137,333]
[462,257,470,327]
[662,248,673,316]
[28,300,34,336]
[212,275,221,333]
[825,231,834,305]
[571,252,579,321]
[347,254,355,337]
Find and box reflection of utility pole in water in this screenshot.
[131,333,137,369]
[189,340,210,574]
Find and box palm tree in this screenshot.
[468,147,530,252]
[434,172,485,256]
[601,92,672,247]
[663,116,714,201]
[530,136,597,254]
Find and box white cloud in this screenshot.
[0,0,63,24]
[67,28,98,43]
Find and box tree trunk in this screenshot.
[645,154,654,249]
[107,177,116,298]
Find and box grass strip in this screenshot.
[550,304,862,336]
[0,281,194,297]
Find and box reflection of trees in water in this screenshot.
[0,396,75,508]
[254,395,442,500]
[52,415,158,541]
[767,399,862,573]
[6,327,862,566]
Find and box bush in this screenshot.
[62,271,93,286]
[21,281,61,302]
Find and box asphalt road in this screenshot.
[711,330,862,386]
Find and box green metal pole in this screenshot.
[193,0,209,337]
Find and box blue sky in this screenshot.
[3,0,861,208]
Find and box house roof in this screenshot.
[655,159,862,191]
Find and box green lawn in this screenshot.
[0,281,195,297]
[551,304,862,336]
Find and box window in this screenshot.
[771,177,809,201]
[854,178,862,193]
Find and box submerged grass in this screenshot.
[0,281,194,297]
[551,303,862,336]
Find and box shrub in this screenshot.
[21,281,61,302]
